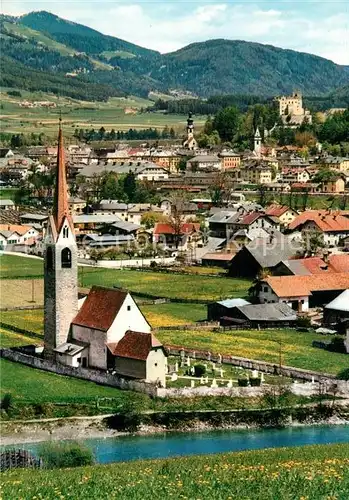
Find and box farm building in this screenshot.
[207,298,251,321]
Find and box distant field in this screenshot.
[2,444,349,499]
[244,192,348,211]
[157,328,349,376]
[0,255,251,302]
[0,89,205,137]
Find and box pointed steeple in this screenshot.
[53,118,71,234]
[255,127,261,138]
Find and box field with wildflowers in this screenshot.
[157,328,349,376]
[1,443,349,499]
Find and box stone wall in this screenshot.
[0,349,158,397]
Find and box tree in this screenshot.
[213,106,240,142]
[141,211,167,229]
[303,230,326,256]
[166,193,189,249]
[123,172,137,202]
[208,171,234,207]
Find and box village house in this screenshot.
[288,210,349,247]
[73,214,122,234]
[228,234,302,278]
[265,205,299,227]
[273,254,349,276]
[219,151,241,170]
[151,151,181,174]
[258,273,349,312]
[186,154,222,172]
[280,168,310,184]
[0,199,15,211]
[240,163,273,184]
[323,289,349,328]
[153,222,201,251]
[0,224,39,250]
[68,197,87,215]
[322,156,349,172]
[95,202,165,225]
[320,176,346,194]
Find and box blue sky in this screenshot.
[3,0,349,64]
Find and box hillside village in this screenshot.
[1,105,349,390]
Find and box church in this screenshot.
[43,122,167,387]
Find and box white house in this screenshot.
[187,155,222,172]
[55,286,151,370]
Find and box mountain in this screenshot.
[1,11,348,102]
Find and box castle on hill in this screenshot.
[274,91,312,126]
[43,121,167,386]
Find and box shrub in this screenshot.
[249,377,261,387]
[0,393,12,413]
[296,316,312,328]
[38,441,94,469]
[327,337,346,353]
[337,368,349,380]
[194,364,206,377]
[238,378,249,387]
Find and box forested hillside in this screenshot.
[1,10,348,101]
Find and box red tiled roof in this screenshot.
[0,224,33,235]
[265,205,292,217]
[239,212,261,225]
[107,331,164,361]
[329,254,349,273]
[154,223,200,235]
[72,286,128,331]
[264,273,349,298]
[289,210,349,232]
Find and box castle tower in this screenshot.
[183,112,197,150]
[44,120,78,357]
[254,127,262,156]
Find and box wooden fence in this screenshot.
[0,449,42,472]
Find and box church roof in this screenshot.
[72,286,128,332]
[107,331,165,361]
[52,121,73,234]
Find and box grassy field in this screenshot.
[244,192,348,211]
[1,444,348,499]
[0,327,38,348]
[0,89,206,137]
[0,358,148,407]
[0,255,251,302]
[80,268,251,301]
[0,188,18,200]
[157,328,349,376]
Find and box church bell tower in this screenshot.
[44,120,78,357]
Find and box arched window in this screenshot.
[46,246,53,270]
[61,247,72,268]
[63,227,69,238]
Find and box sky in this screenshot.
[2,0,349,65]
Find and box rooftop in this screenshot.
[264,273,349,298]
[72,286,128,332]
[107,331,164,361]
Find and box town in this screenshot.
[0,8,348,498]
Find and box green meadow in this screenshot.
[1,444,348,499]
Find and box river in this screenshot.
[4,425,349,464]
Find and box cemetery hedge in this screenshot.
[1,444,349,499]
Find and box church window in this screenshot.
[61,247,72,268]
[63,226,69,238]
[46,246,53,270]
[127,305,131,311]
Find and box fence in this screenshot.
[0,449,42,472]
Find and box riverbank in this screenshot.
[1,405,348,446]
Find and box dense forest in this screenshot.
[1,11,348,101]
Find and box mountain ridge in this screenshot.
[1,10,348,101]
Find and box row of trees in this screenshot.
[73,125,177,143]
